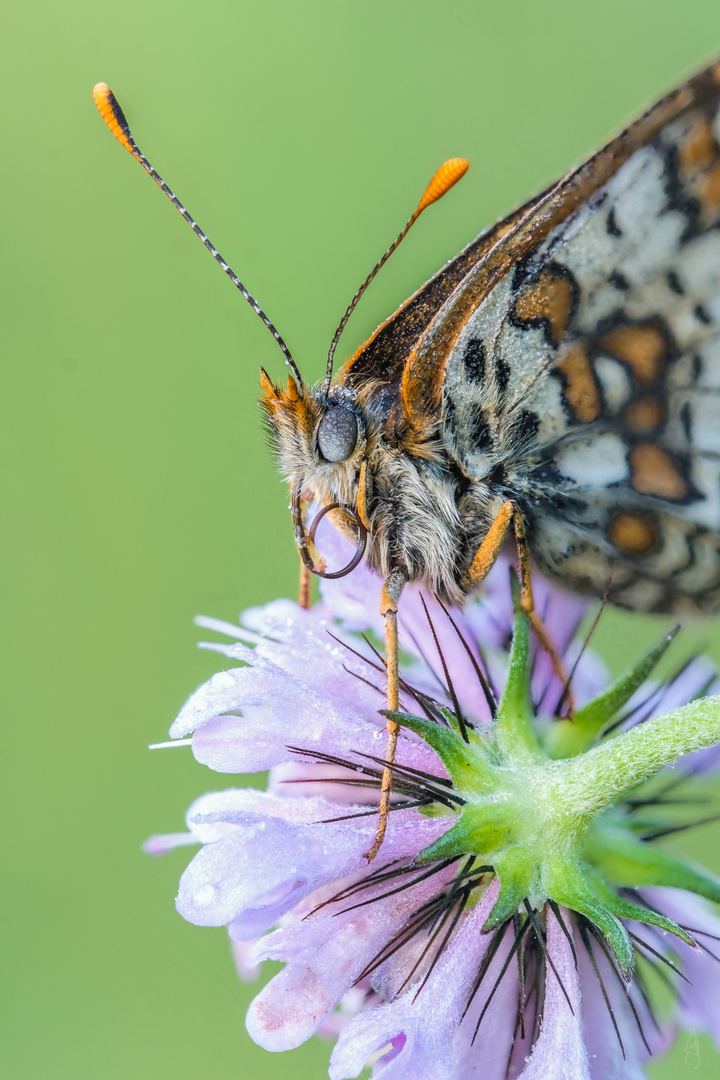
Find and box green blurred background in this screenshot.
[4,0,720,1076]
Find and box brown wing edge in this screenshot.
[401,58,720,430]
[337,186,555,390]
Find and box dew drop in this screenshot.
[193,883,218,907]
[214,672,236,690]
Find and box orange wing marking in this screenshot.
[622,396,665,434]
[555,341,601,422]
[700,164,720,208]
[678,117,717,171]
[597,323,670,388]
[513,266,576,346]
[400,62,720,432]
[608,511,659,555]
[629,444,688,500]
[677,115,720,215]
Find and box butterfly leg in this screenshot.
[364,566,407,862]
[461,500,517,589]
[513,512,574,712]
[462,501,573,712]
[298,562,312,610]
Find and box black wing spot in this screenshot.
[680,400,693,442]
[494,357,510,394]
[606,207,622,237]
[516,410,539,444]
[531,459,565,485]
[608,271,630,291]
[666,269,685,295]
[692,353,703,382]
[695,303,712,325]
[661,145,701,243]
[462,337,486,383]
[444,395,456,434]
[470,411,494,452]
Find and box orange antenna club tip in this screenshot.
[91,81,304,386]
[417,158,470,213]
[323,155,470,388]
[92,82,138,157]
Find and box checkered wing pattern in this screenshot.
[426,65,720,612]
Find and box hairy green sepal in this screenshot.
[391,597,720,975]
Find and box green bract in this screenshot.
[386,583,720,978]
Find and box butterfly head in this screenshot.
[90,84,469,583]
[259,368,368,508]
[254,155,470,515]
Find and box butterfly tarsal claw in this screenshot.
[364,569,408,863]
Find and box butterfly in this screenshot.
[94,58,720,855]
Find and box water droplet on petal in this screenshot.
[193,883,218,907]
[214,672,236,690]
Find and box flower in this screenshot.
[147,525,720,1079]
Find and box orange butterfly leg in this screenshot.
[364,568,407,862]
[463,501,574,714]
[461,500,517,590]
[513,513,574,714]
[298,562,312,610]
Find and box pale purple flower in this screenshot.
[147,524,720,1079]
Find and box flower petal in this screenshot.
[170,648,441,777]
[187,788,359,838]
[146,789,354,853]
[245,867,454,1051]
[575,935,671,1080]
[169,649,256,737]
[646,886,720,1046]
[516,907,590,1080]
[268,760,385,804]
[176,809,451,937]
[448,927,519,1080]
[142,832,199,856]
[328,878,501,1080]
[316,524,385,635]
[215,599,388,717]
[231,936,261,982]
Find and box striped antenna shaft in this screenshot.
[323,157,469,391]
[92,84,303,389]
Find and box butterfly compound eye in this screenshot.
[317,406,359,462]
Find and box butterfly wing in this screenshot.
[338,187,554,391]
[406,59,720,612]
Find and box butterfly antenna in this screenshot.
[323,157,469,392]
[92,83,304,390]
